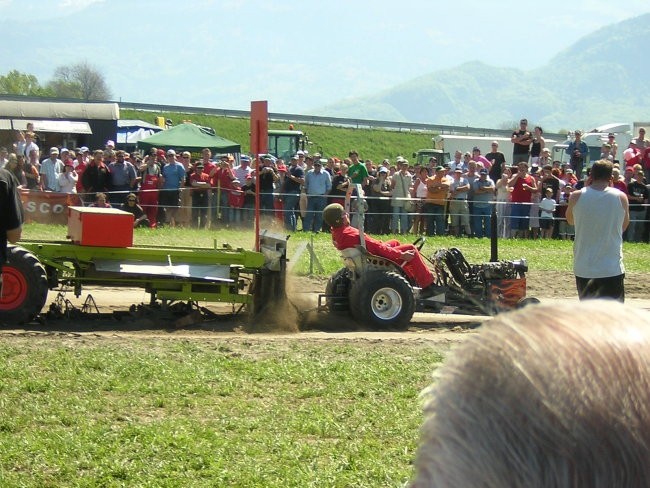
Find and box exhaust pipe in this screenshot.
[490,205,498,262]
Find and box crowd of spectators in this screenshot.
[2,121,649,241]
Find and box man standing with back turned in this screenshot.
[1,168,24,300]
[566,160,629,301]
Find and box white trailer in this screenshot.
[551,123,634,167]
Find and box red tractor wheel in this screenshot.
[0,246,48,325]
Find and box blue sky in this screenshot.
[1,0,649,113]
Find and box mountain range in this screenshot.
[317,13,650,131]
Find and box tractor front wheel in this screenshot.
[349,270,415,329]
[0,246,48,325]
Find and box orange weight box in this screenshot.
[67,206,134,247]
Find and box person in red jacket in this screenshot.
[323,203,435,290]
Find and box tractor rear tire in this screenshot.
[349,270,415,329]
[325,267,351,313]
[0,246,48,325]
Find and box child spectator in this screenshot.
[90,192,111,208]
[557,184,574,240]
[228,178,245,227]
[539,187,556,239]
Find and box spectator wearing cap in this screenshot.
[424,166,452,236]
[390,158,412,234]
[40,147,64,192]
[160,149,186,227]
[74,147,89,193]
[295,151,306,170]
[472,168,496,238]
[57,160,78,194]
[303,159,332,232]
[107,150,137,205]
[209,154,236,228]
[138,154,162,228]
[607,133,619,161]
[471,147,492,171]
[567,130,588,177]
[623,140,641,169]
[486,141,506,182]
[257,155,279,221]
[233,155,253,183]
[82,150,110,201]
[449,169,471,237]
[189,161,211,229]
[281,154,305,231]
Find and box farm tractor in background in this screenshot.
[268,129,314,161]
[319,188,536,329]
[412,148,450,167]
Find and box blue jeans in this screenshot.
[391,205,409,234]
[260,192,275,218]
[211,190,230,224]
[303,195,327,232]
[424,203,446,236]
[283,194,299,231]
[473,204,493,238]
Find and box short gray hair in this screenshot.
[412,301,650,487]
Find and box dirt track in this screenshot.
[3,270,650,342]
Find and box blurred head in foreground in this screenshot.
[411,301,650,488]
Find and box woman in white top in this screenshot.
[57,162,78,193]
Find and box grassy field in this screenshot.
[0,336,444,487]
[120,109,436,163]
[5,224,649,486]
[20,222,650,274]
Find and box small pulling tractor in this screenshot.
[0,207,288,324]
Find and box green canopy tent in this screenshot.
[137,122,240,154]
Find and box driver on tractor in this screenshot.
[323,203,436,290]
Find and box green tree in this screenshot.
[0,69,52,96]
[47,61,112,100]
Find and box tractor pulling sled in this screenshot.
[0,206,288,325]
